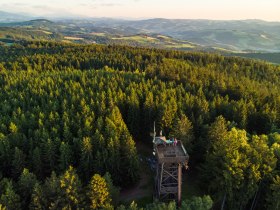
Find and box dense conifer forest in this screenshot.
[0,41,279,209]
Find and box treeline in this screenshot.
[232,52,280,65]
[0,165,213,210]
[0,41,279,209]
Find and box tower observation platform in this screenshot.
[153,134,189,205]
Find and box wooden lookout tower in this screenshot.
[153,126,189,205]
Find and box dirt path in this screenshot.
[120,141,154,202]
[120,167,152,202]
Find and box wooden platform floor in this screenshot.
[156,144,186,159]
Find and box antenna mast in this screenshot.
[153,121,156,143]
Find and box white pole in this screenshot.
[153,121,156,143]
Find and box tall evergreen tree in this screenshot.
[171,114,194,150]
[29,183,45,210]
[58,142,72,172]
[12,147,26,180]
[79,137,94,182]
[0,180,21,210]
[43,171,61,210]
[87,174,112,210]
[59,166,83,209]
[103,172,120,206]
[17,168,38,209]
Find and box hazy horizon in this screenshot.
[1,0,280,21]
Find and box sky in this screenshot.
[1,0,280,21]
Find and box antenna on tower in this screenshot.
[153,121,156,143]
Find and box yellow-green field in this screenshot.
[112,35,197,49]
[64,36,84,40]
[91,32,106,36]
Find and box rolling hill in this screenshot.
[1,14,280,63]
[100,18,280,52]
[0,10,32,22]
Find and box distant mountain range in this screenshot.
[90,18,280,52]
[1,10,280,53]
[0,10,32,22]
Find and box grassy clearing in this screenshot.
[112,35,157,43]
[62,40,73,43]
[112,35,197,49]
[91,32,106,36]
[165,43,196,49]
[157,35,170,39]
[64,36,84,40]
[38,30,53,35]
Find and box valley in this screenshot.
[1,15,280,64]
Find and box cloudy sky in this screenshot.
[1,0,280,21]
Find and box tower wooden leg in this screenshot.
[178,163,182,207]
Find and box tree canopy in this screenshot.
[0,41,279,209]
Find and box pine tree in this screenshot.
[29,183,45,210]
[42,139,57,176]
[58,142,72,172]
[12,147,26,180]
[17,168,38,209]
[59,166,83,209]
[32,147,42,179]
[43,171,61,210]
[207,115,228,153]
[171,114,194,150]
[0,180,21,210]
[79,137,94,182]
[160,98,177,133]
[103,172,120,206]
[87,174,112,209]
[0,137,12,178]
